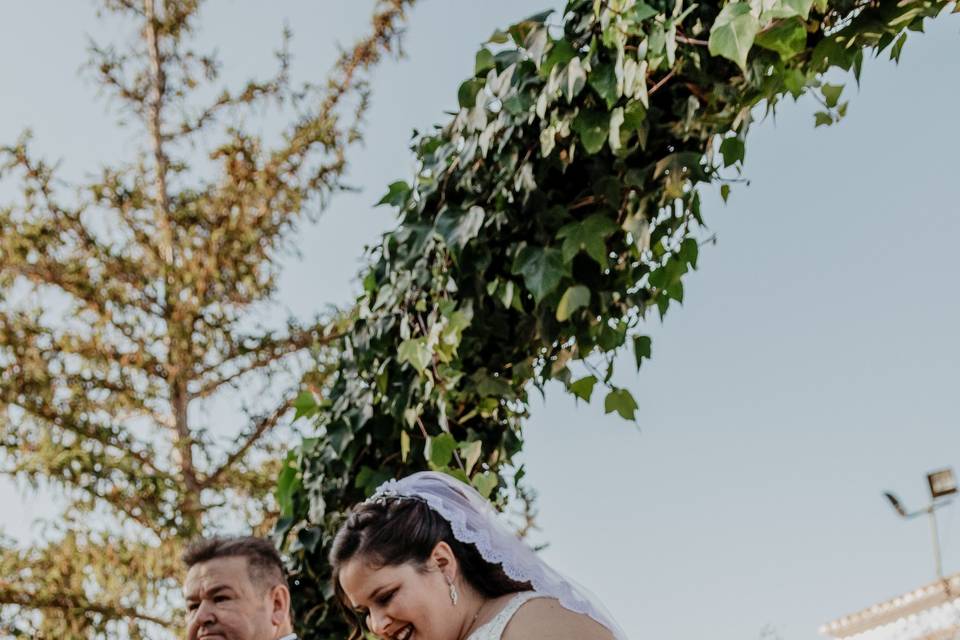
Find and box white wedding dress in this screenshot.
[466,592,543,640]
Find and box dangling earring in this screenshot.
[448,579,459,606]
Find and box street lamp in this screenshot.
[883,468,956,580]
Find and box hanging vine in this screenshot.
[277,0,957,636]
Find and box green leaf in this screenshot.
[275,452,300,518]
[472,369,515,398]
[542,39,576,75]
[765,0,815,19]
[569,375,597,402]
[754,17,807,60]
[721,184,731,202]
[355,466,393,496]
[810,37,854,71]
[608,107,625,153]
[632,1,659,21]
[511,246,568,303]
[589,63,618,108]
[400,430,411,463]
[708,3,760,71]
[814,111,833,127]
[362,271,378,293]
[376,180,410,207]
[719,137,745,167]
[435,206,485,250]
[458,79,484,108]
[633,336,652,370]
[475,48,496,75]
[459,440,483,474]
[425,433,457,468]
[563,57,587,102]
[292,390,317,421]
[680,237,699,268]
[504,92,533,115]
[620,100,649,149]
[604,388,639,421]
[822,83,844,108]
[557,214,619,265]
[783,68,806,97]
[472,471,499,499]
[296,527,322,554]
[572,108,609,154]
[556,285,590,321]
[522,9,554,24]
[397,338,432,375]
[488,29,510,44]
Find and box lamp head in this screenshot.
[927,468,957,500]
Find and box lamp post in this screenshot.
[883,468,957,580]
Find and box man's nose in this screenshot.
[192,600,217,628]
[189,601,217,638]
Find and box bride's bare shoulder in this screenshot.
[501,597,615,640]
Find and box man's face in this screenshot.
[184,556,276,640]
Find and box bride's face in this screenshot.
[339,545,461,640]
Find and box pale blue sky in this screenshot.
[1,2,959,639]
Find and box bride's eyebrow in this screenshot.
[350,584,386,615]
[366,584,389,602]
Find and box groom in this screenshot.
[183,536,297,640]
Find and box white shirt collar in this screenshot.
[277,634,297,640]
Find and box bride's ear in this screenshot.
[429,541,458,578]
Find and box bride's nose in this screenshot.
[368,609,393,636]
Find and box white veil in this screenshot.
[369,471,628,639]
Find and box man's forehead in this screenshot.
[184,556,251,594]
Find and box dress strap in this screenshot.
[467,591,544,640]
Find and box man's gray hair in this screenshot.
[182,535,288,591]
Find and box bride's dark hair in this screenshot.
[329,496,531,638]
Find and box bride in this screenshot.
[329,471,627,640]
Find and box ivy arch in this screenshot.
[276,0,957,636]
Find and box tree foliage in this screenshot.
[0,1,414,637]
[279,0,956,637]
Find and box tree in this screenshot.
[278,0,957,638]
[0,1,414,637]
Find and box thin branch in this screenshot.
[0,587,172,628]
[675,34,709,46]
[189,328,342,401]
[649,67,678,96]
[201,399,294,489]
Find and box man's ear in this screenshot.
[430,541,458,581]
[269,583,291,626]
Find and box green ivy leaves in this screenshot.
[572,108,609,154]
[398,338,431,374]
[709,3,760,71]
[557,214,619,265]
[283,1,957,636]
[755,18,808,60]
[435,206,485,251]
[604,388,639,421]
[511,246,569,303]
[556,285,590,321]
[710,0,816,69]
